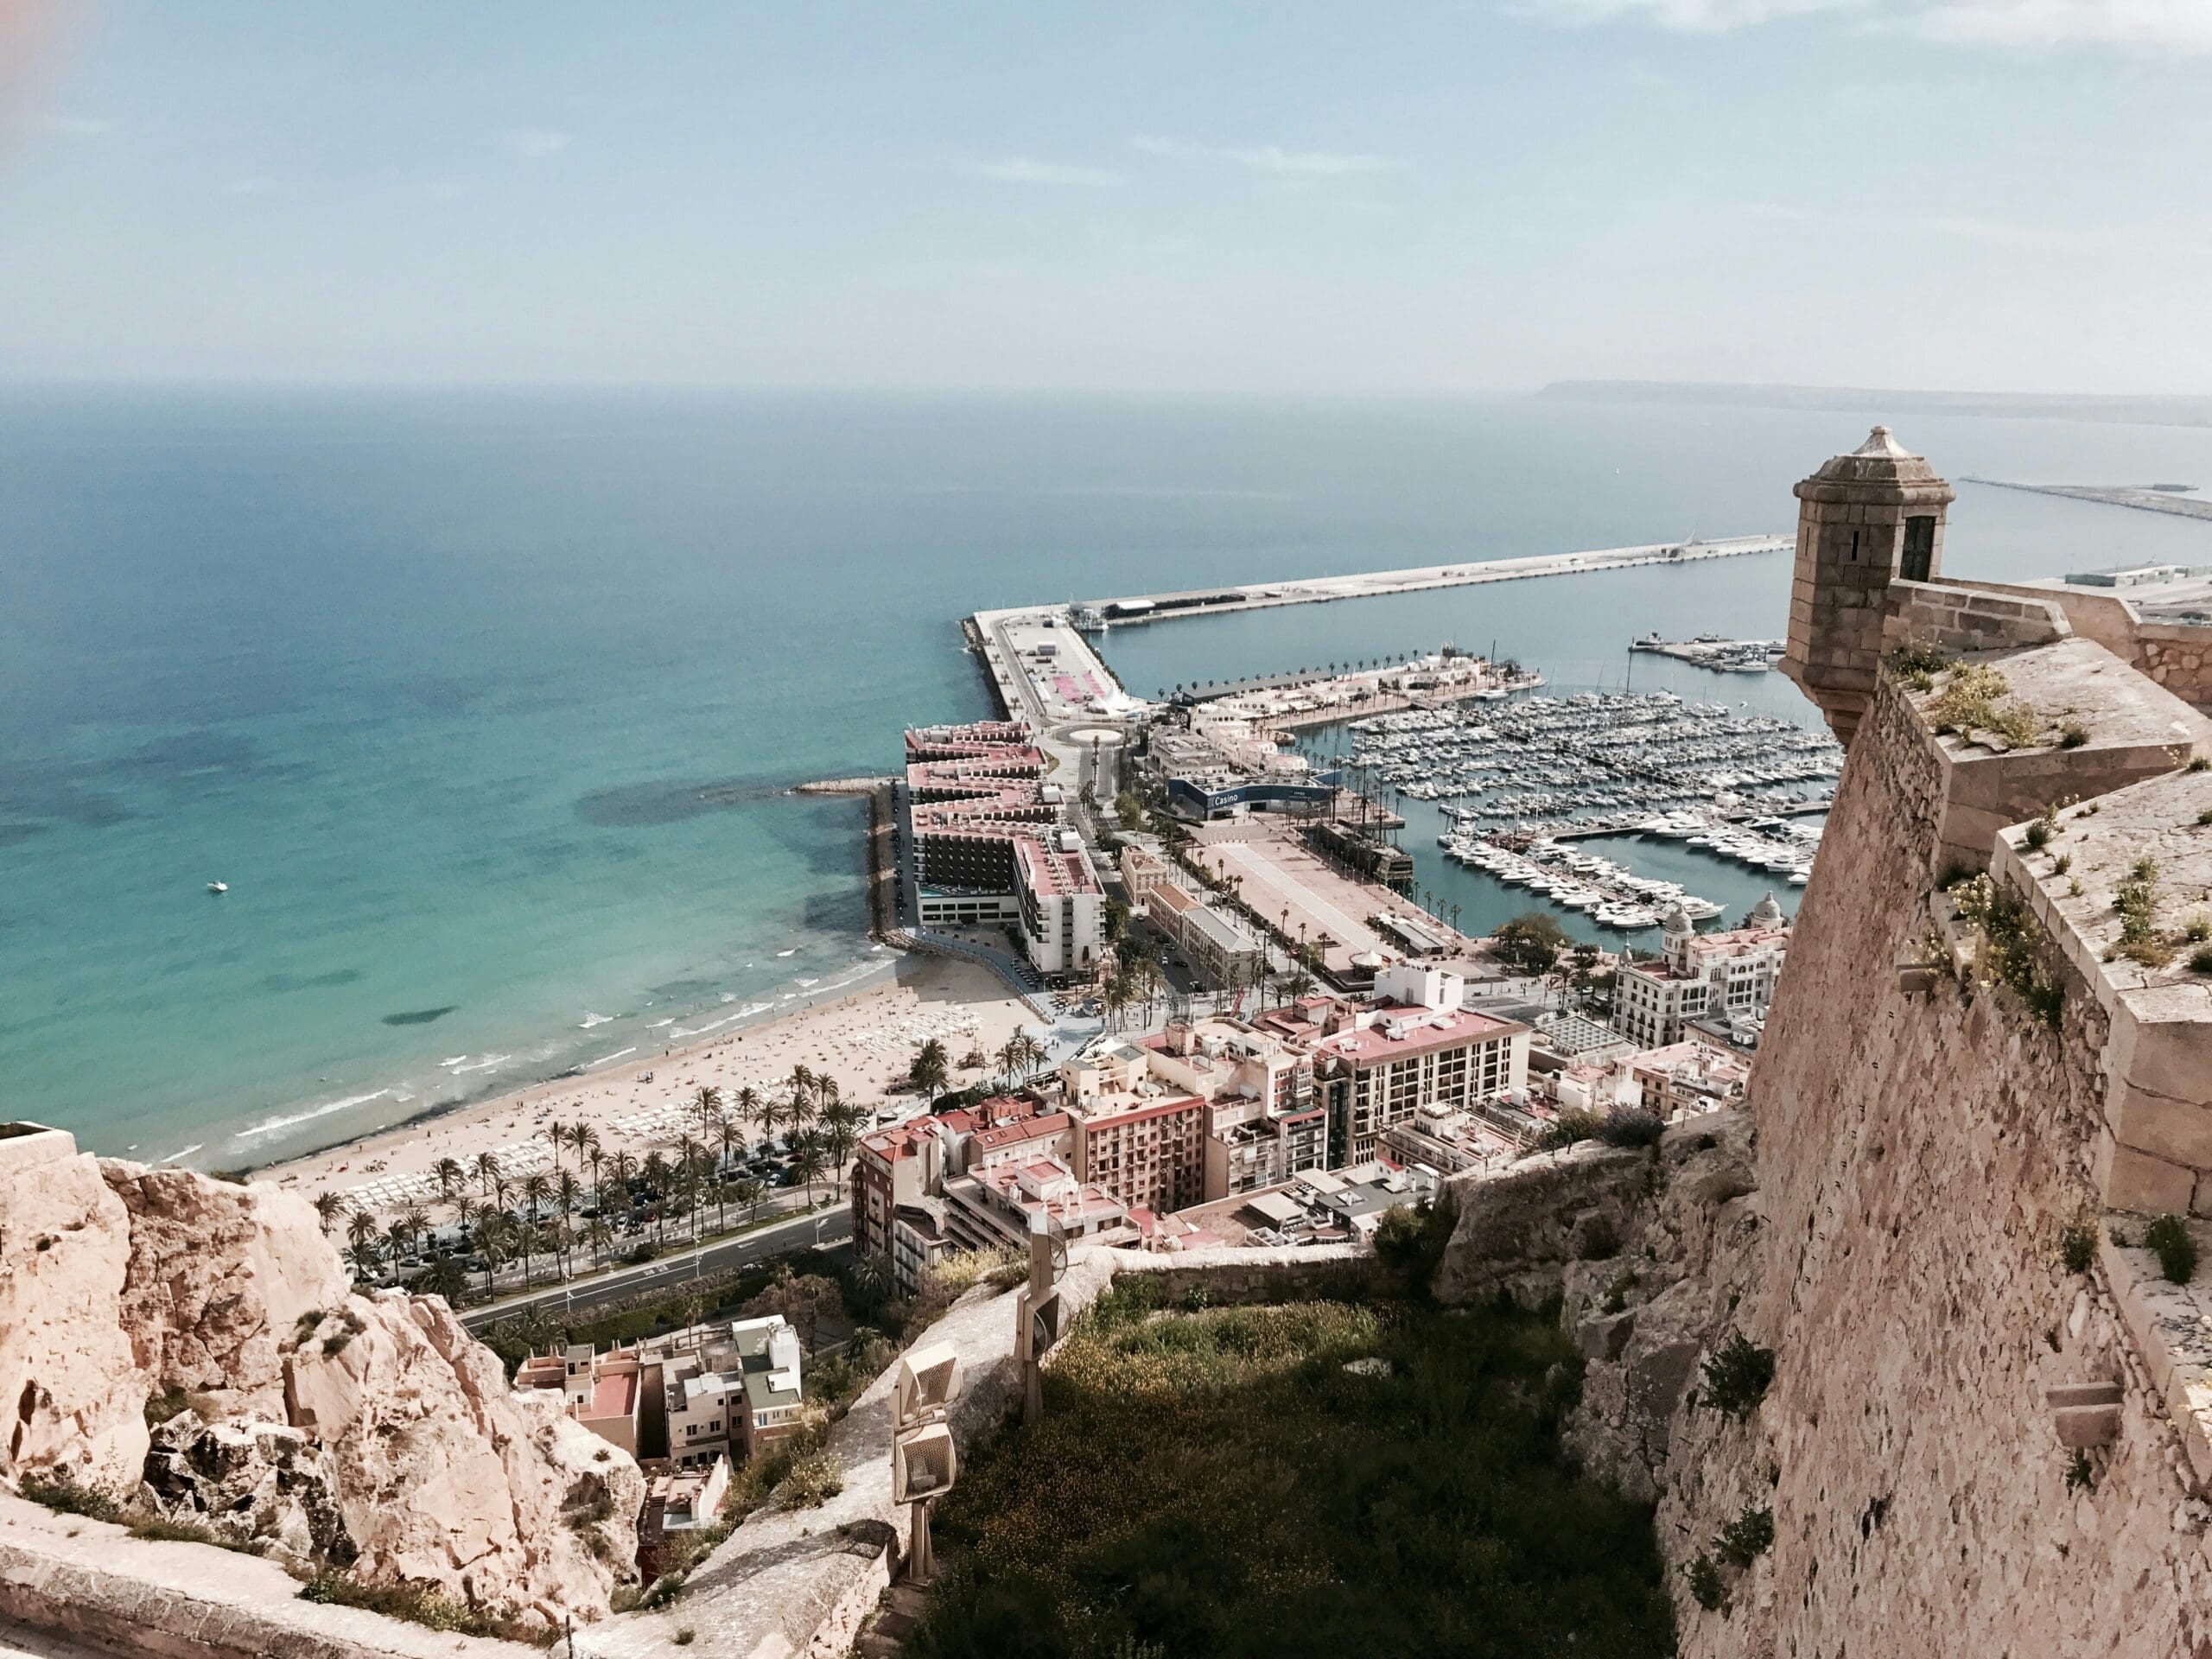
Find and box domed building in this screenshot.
[1615,894,1794,1050]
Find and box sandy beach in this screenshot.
[261,954,1039,1221]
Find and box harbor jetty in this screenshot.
[1070,532,1788,629]
[1630,632,1784,673]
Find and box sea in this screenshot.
[8,385,2212,1168]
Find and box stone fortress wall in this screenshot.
[1424,431,2212,1657]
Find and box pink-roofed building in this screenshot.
[575,1348,643,1458]
[1311,1001,1530,1165]
[942,1155,1133,1255]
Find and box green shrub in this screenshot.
[2114,860,2171,968]
[2193,756,2212,773]
[2192,945,2212,975]
[296,1573,543,1643]
[17,1472,121,1522]
[1888,641,1952,678]
[1599,1109,1666,1149]
[2185,913,2211,945]
[2052,854,2071,876]
[2024,816,2053,850]
[1685,1552,1728,1613]
[1951,873,2066,1027]
[2145,1214,2197,1284]
[2057,721,2088,749]
[1700,1334,1776,1421]
[2059,1218,2097,1275]
[1927,663,2042,747]
[674,1630,696,1646]
[1371,1196,1458,1299]
[777,1447,844,1510]
[1717,1505,1774,1568]
[1541,1109,1605,1150]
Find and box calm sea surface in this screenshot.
[7,388,2211,1165]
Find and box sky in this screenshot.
[1,0,2209,392]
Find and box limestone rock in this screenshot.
[283,1293,642,1624]
[142,1409,353,1566]
[101,1163,347,1411]
[1433,1139,1652,1307]
[0,1128,147,1496]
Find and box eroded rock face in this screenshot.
[0,1130,643,1630]
[284,1294,643,1624]
[142,1408,354,1566]
[102,1164,348,1413]
[0,1129,148,1494]
[1433,1137,1653,1308]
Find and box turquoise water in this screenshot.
[7,387,2212,1165]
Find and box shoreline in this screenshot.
[237,952,899,1176]
[252,950,1039,1221]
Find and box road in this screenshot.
[460,1204,853,1332]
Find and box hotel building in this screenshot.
[901,721,1105,977]
[1613,898,1789,1050]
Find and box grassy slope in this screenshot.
[912,1287,1675,1659]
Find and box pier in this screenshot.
[1071,533,1789,629]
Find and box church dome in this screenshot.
[1746,891,1785,929]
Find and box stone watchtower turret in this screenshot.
[1782,427,1955,744]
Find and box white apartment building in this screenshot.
[664,1314,805,1468]
[1615,899,1789,1050]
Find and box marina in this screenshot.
[1285,691,1839,931]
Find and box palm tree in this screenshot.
[471,1212,511,1297]
[694,1085,721,1141]
[447,1193,480,1255]
[583,1216,614,1270]
[712,1113,741,1229]
[674,1137,705,1242]
[313,1190,346,1232]
[433,1157,465,1205]
[819,1100,863,1202]
[543,1119,569,1168]
[734,1084,763,1136]
[641,1152,671,1247]
[410,1255,467,1305]
[519,1170,552,1227]
[734,1173,766,1226]
[605,1149,636,1217]
[473,1149,501,1198]
[908,1039,950,1101]
[554,1171,582,1275]
[346,1207,379,1255]
[346,1237,384,1283]
[386,1209,428,1265]
[577,1127,604,1212]
[790,1129,828,1210]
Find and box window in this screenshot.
[1902,516,1936,582]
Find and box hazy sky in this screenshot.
[3,1,2208,391]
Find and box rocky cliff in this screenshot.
[1437,604,2212,1656]
[0,1128,641,1631]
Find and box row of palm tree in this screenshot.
[316,1068,878,1298]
